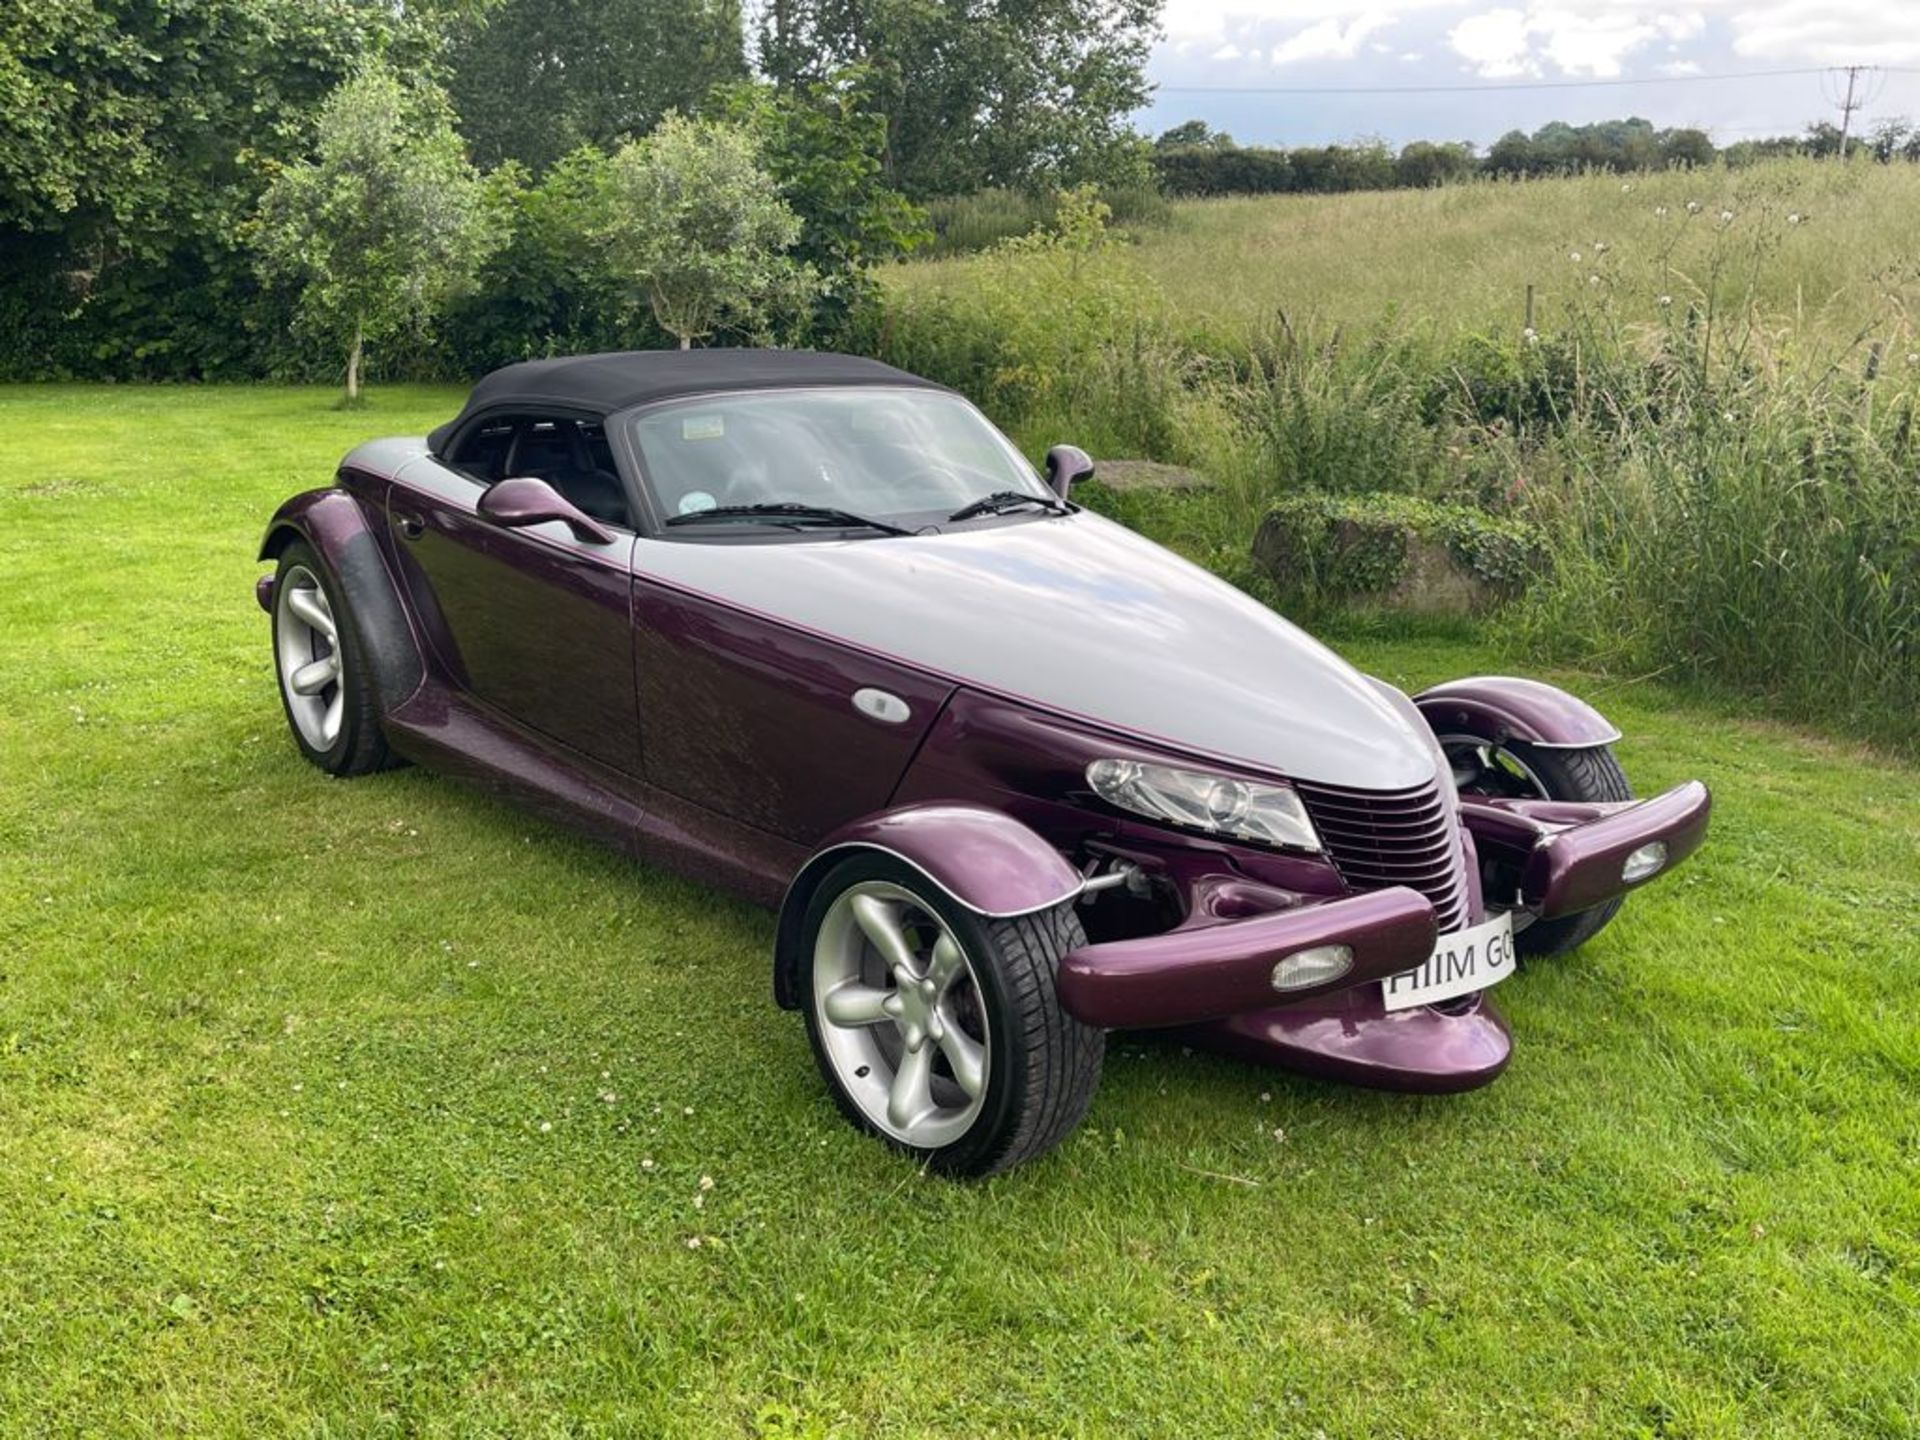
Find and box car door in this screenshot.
[627,568,955,844]
[386,412,643,777]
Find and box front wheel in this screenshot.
[800,854,1103,1177]
[1443,736,1633,957]
[271,541,394,777]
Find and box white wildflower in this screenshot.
[1523,327,1539,346]
[698,1175,714,1191]
[1787,212,1802,224]
[1621,182,1634,193]
[1719,210,1733,223]
[685,1236,702,1250]
[641,1157,655,1170]
[1589,274,1601,286]
[1594,241,1609,254]
[1654,205,1669,218]
[1685,200,1701,214]
[539,1120,552,1133]
[1658,295,1673,308]
[1569,250,1582,262]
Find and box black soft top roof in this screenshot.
[426,349,947,456]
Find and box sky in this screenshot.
[1137,3,1920,149]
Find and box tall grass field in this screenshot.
[879,159,1920,753]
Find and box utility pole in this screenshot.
[1835,65,1866,159]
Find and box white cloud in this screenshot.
[1447,6,1720,78]
[1732,2,1920,64]
[1660,58,1703,74]
[1159,0,1454,46]
[1271,12,1399,64]
[1159,2,1920,77]
[1450,8,1536,76]
[1535,9,1661,76]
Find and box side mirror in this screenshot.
[477,477,615,545]
[1044,444,1095,499]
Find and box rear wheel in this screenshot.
[800,854,1102,1177]
[271,541,394,777]
[1443,736,1632,957]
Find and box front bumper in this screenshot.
[1053,778,1709,1091]
[1458,780,1711,919]
[1057,883,1437,1030]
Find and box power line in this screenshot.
[1151,65,1920,98]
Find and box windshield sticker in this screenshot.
[677,490,718,515]
[681,415,725,441]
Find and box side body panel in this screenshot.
[629,572,955,843]
[385,457,642,777]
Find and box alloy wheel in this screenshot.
[811,880,991,1148]
[275,564,344,750]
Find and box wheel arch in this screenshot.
[259,489,426,715]
[772,804,1083,1009]
[1414,675,1621,751]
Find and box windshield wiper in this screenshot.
[663,502,911,536]
[947,489,1069,523]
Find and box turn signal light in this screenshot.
[1271,944,1354,992]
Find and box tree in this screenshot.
[1657,127,1716,169]
[253,66,500,403]
[758,0,1158,198]
[1395,140,1475,188]
[718,71,929,338]
[445,0,746,173]
[1156,120,1233,150]
[0,0,449,379]
[601,114,818,348]
[1486,130,1536,177]
[1867,117,1914,163]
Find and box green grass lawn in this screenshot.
[3,385,1917,1438]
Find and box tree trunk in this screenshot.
[679,334,690,351]
[346,315,364,404]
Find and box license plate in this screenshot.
[1381,911,1515,1012]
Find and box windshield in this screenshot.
[625,386,1055,531]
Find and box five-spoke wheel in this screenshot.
[269,540,393,776]
[800,854,1102,1176]
[276,563,345,752]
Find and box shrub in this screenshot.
[1252,492,1548,616]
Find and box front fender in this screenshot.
[1414,675,1621,750]
[771,803,1082,1009]
[257,488,426,714]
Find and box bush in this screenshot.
[1252,492,1548,616]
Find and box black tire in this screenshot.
[1468,740,1633,957]
[270,540,396,777]
[799,853,1103,1178]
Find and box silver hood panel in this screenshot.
[634,511,1438,790]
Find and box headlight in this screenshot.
[1085,758,1321,852]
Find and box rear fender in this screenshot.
[1414,675,1621,750]
[772,803,1083,1009]
[258,488,426,714]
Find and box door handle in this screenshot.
[394,511,426,541]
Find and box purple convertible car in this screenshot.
[257,350,1710,1175]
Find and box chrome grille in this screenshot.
[1295,777,1468,933]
